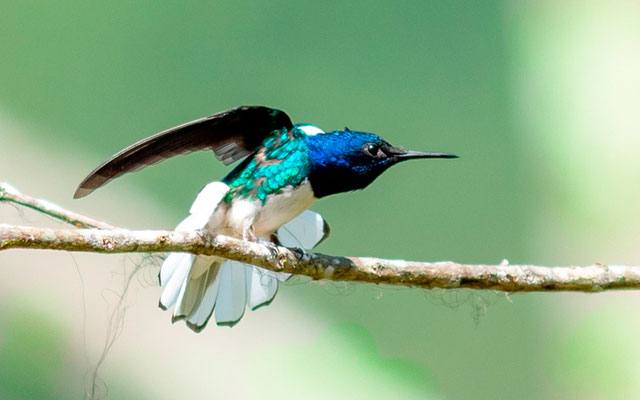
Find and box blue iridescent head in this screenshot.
[305,129,457,198]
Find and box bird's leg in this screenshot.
[243,227,257,242]
[269,232,280,245]
[270,232,306,260]
[244,227,279,259]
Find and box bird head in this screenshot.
[305,129,457,198]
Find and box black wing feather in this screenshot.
[74,106,293,198]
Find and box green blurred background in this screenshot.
[1,1,639,399]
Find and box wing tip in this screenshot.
[73,186,92,199]
[73,173,108,199]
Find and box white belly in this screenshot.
[254,181,317,237]
[212,181,317,239]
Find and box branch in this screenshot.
[1,182,639,293]
[1,223,638,292]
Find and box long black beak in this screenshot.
[391,147,458,161]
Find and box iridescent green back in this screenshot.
[222,127,310,204]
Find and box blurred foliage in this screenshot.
[546,303,640,399]
[247,322,437,399]
[0,303,68,400]
[1,0,639,399]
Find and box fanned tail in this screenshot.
[158,183,330,331]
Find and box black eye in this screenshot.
[365,143,381,157]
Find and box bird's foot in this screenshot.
[263,241,280,259]
[289,247,306,259]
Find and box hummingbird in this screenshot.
[74,105,457,331]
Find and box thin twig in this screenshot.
[1,224,638,293]
[0,182,118,229]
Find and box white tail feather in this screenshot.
[214,261,247,326]
[159,181,330,331]
[278,210,329,249]
[159,253,193,309]
[185,264,221,330]
[174,256,218,317]
[159,252,187,286]
[246,266,279,310]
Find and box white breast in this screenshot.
[252,181,317,237]
[214,181,317,239]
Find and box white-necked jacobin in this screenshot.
[74,105,457,331]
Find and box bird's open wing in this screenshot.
[73,105,293,198]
